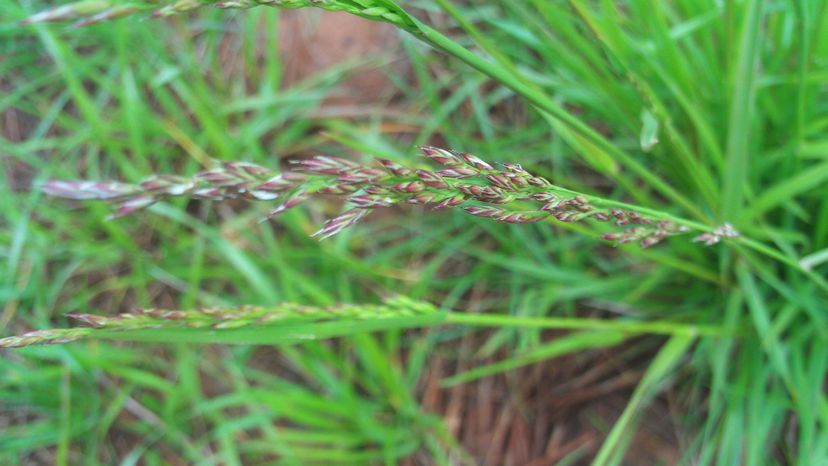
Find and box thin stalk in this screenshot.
[1,308,730,348]
[444,312,728,337]
[734,240,828,295]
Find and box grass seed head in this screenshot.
[436,167,480,179]
[419,146,464,166]
[42,180,138,200]
[378,159,414,177]
[267,192,308,218]
[20,0,112,24]
[415,170,449,189]
[41,146,691,246]
[312,208,372,240]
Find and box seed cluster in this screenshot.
[0,296,437,348]
[42,146,690,247]
[692,223,740,246]
[21,0,419,31]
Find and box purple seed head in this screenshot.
[224,161,272,179]
[291,156,359,175]
[42,180,138,200]
[282,172,307,182]
[471,186,511,204]
[693,232,721,246]
[495,211,549,224]
[21,1,111,25]
[67,313,109,328]
[349,195,396,208]
[554,211,577,222]
[485,174,515,191]
[532,192,557,202]
[110,196,156,218]
[419,146,464,166]
[433,195,466,209]
[74,5,143,26]
[640,232,666,248]
[527,176,551,187]
[391,181,425,193]
[463,205,504,218]
[316,184,359,195]
[436,167,480,179]
[255,175,294,193]
[501,163,530,176]
[140,175,195,195]
[415,170,449,189]
[457,151,494,171]
[505,173,530,187]
[267,192,308,218]
[336,169,385,184]
[197,170,243,187]
[312,208,372,240]
[245,189,280,201]
[407,193,438,205]
[364,185,390,195]
[457,185,482,197]
[378,159,413,177]
[540,200,563,212]
[192,187,226,200]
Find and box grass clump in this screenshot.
[3,0,828,465]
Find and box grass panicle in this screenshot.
[43,146,696,248]
[0,296,439,348]
[22,0,420,31]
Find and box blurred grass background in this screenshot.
[2,1,828,465]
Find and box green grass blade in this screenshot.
[722,0,763,223]
[591,334,695,466]
[441,330,626,387]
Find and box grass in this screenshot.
[2,0,828,464]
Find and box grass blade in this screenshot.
[591,334,695,466]
[441,330,626,387]
[722,0,763,223]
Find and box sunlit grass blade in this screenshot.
[736,265,796,398]
[740,159,828,221]
[440,330,626,387]
[721,0,763,224]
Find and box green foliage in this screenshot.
[3,0,828,465]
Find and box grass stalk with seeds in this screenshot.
[41,145,703,247]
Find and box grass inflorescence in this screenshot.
[21,0,420,30]
[0,296,439,348]
[43,145,698,246]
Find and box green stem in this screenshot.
[734,239,828,294]
[2,311,730,348]
[444,312,727,337]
